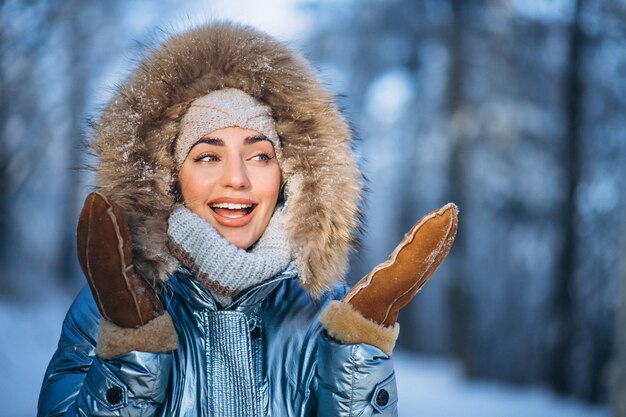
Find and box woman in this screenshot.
[38,22,457,416]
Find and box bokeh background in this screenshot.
[1,0,625,416]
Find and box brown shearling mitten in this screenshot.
[320,203,458,355]
[77,192,178,359]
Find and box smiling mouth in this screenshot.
[209,202,256,219]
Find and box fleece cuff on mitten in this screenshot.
[96,312,178,359]
[319,300,399,356]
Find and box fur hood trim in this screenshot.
[92,22,362,297]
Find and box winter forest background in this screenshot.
[1,0,625,416]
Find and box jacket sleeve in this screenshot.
[315,333,398,417]
[312,284,398,417]
[37,286,173,417]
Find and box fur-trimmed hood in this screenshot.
[91,22,362,297]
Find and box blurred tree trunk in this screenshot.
[612,232,626,414]
[548,0,583,396]
[445,0,471,367]
[0,2,57,295]
[57,0,89,286]
[0,8,9,294]
[395,0,426,351]
[608,0,626,410]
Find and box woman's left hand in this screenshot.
[320,203,458,355]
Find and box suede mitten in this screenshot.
[320,203,458,355]
[77,192,178,359]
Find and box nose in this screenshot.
[220,156,251,189]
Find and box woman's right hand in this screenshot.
[76,192,164,328]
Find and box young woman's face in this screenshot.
[178,127,281,249]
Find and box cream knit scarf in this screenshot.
[167,205,292,306]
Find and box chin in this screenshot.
[220,230,256,250]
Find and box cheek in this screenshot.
[179,170,216,203]
[256,169,281,201]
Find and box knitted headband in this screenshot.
[175,88,280,166]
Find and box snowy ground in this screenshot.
[393,351,608,417]
[0,294,610,417]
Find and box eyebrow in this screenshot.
[194,135,269,147]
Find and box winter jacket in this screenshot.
[38,264,398,416]
[38,21,397,417]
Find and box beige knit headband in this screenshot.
[175,88,280,166]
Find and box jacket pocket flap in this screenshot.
[370,372,397,414]
[83,358,128,411]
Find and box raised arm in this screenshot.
[316,203,458,416]
[37,193,178,417]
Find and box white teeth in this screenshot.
[210,202,253,210]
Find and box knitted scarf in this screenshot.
[167,205,292,306]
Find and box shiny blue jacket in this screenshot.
[38,265,398,416]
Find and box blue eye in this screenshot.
[195,153,219,162]
[250,153,274,162]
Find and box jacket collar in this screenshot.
[167,262,299,314]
